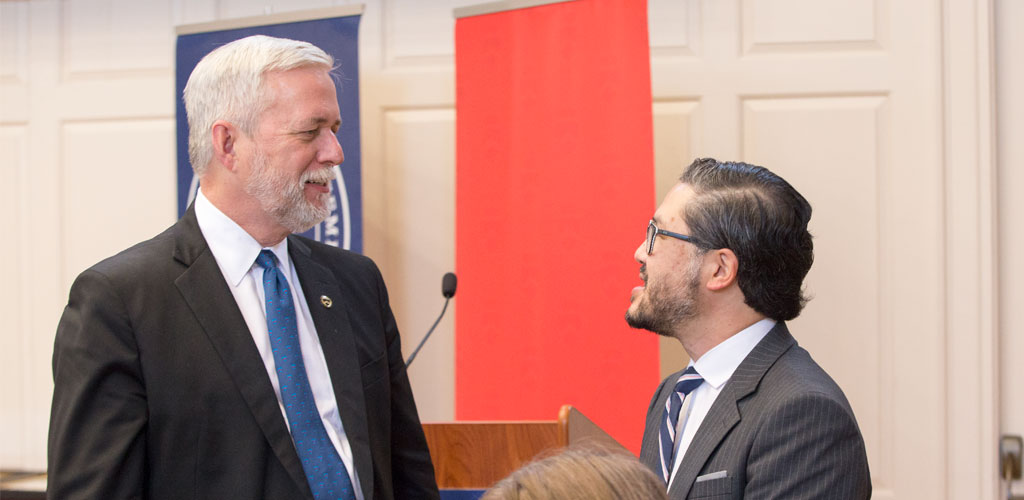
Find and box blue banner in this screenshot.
[175,12,363,252]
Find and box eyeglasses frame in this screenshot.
[646,219,701,255]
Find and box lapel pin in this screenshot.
[320,295,333,308]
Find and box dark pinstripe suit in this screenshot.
[639,323,871,499]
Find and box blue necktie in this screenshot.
[256,250,356,500]
[658,366,703,483]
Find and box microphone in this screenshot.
[442,272,457,298]
[405,272,457,368]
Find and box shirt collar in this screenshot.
[194,188,290,287]
[690,318,776,390]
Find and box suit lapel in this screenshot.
[669,323,796,499]
[172,208,313,499]
[289,237,374,500]
[639,376,673,476]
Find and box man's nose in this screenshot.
[634,242,646,264]
[321,133,345,166]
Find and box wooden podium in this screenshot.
[422,405,628,491]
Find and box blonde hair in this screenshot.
[182,35,334,176]
[481,448,668,500]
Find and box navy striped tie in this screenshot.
[256,250,356,500]
[659,366,703,483]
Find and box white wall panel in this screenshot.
[743,95,888,488]
[647,0,698,57]
[382,0,479,68]
[58,78,173,119]
[652,99,700,380]
[173,0,217,26]
[17,0,62,471]
[212,0,338,20]
[62,0,176,79]
[997,0,1024,496]
[0,1,29,84]
[381,108,456,422]
[60,120,177,291]
[742,0,882,53]
[0,87,29,123]
[0,1,30,122]
[209,0,265,18]
[653,100,699,200]
[0,126,28,466]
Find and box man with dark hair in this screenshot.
[629,158,871,499]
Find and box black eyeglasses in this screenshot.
[646,219,700,255]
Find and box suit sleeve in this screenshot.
[373,266,441,499]
[48,269,147,499]
[744,391,871,500]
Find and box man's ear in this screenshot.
[211,120,241,171]
[706,248,739,291]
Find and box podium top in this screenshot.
[422,405,627,489]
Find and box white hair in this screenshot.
[182,35,334,176]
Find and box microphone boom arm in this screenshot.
[404,297,450,368]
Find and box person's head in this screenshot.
[183,35,344,242]
[480,448,668,500]
[627,158,813,339]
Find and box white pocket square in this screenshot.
[695,470,728,482]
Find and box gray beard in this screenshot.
[244,149,331,233]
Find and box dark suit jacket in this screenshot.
[639,323,871,500]
[48,207,439,500]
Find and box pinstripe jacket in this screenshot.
[639,323,871,499]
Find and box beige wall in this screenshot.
[997,0,1024,497]
[0,0,1018,497]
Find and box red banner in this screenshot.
[455,0,657,453]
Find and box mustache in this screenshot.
[640,264,647,283]
[301,167,335,185]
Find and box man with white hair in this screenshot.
[48,35,440,500]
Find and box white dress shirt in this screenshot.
[667,318,777,487]
[194,189,364,499]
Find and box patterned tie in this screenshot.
[256,250,356,500]
[659,366,704,483]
